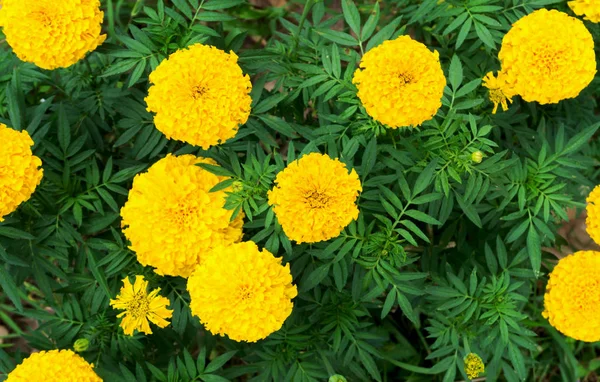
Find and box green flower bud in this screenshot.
[471,151,483,164]
[73,338,90,352]
[329,375,347,382]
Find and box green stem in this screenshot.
[290,0,316,57]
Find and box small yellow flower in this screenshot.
[496,9,596,105]
[353,35,446,128]
[0,124,43,221]
[464,353,485,380]
[187,241,297,342]
[0,0,106,69]
[6,349,101,382]
[543,250,600,342]
[482,72,512,114]
[268,153,362,244]
[146,43,252,149]
[586,185,600,246]
[569,0,600,23]
[110,275,173,336]
[471,151,484,164]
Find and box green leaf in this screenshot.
[456,17,472,48]
[205,351,237,374]
[316,29,359,46]
[342,0,361,36]
[0,265,23,311]
[366,16,402,51]
[527,226,541,276]
[405,210,440,225]
[413,159,438,197]
[203,0,245,10]
[448,55,463,91]
[361,3,380,41]
[301,264,331,291]
[57,104,71,152]
[381,288,397,319]
[562,122,600,155]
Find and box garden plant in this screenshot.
[1,0,600,381]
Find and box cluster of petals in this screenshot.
[268,153,362,244]
[0,0,106,69]
[120,154,243,278]
[586,185,600,245]
[543,250,600,342]
[569,0,600,23]
[352,35,446,128]
[187,241,297,342]
[0,124,43,221]
[110,275,173,336]
[146,44,253,149]
[6,349,101,382]
[464,353,485,380]
[484,9,596,112]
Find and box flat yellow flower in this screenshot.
[586,185,600,246]
[464,353,485,380]
[0,0,106,70]
[352,35,446,128]
[543,250,600,342]
[187,241,297,342]
[110,275,173,336]
[482,71,513,114]
[268,153,362,244]
[146,44,252,149]
[0,124,43,221]
[120,154,243,277]
[497,9,596,105]
[569,0,600,23]
[6,349,101,382]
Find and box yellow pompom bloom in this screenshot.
[110,275,173,336]
[0,0,106,70]
[6,349,101,382]
[352,35,446,128]
[120,154,244,277]
[0,124,43,221]
[586,185,600,246]
[187,241,297,342]
[543,250,600,341]
[146,44,252,149]
[497,9,596,105]
[464,353,485,380]
[569,0,600,23]
[268,153,362,244]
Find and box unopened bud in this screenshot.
[232,181,243,192]
[73,338,89,352]
[329,375,347,382]
[471,151,483,164]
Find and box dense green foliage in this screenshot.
[1,0,600,381]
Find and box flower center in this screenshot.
[397,72,415,86]
[30,10,53,27]
[169,203,198,226]
[305,189,330,209]
[238,285,253,301]
[192,85,208,99]
[126,292,149,319]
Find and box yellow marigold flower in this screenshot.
[187,241,297,342]
[267,153,362,244]
[0,124,43,221]
[482,71,513,114]
[464,353,485,380]
[569,0,600,23]
[352,35,446,128]
[6,349,101,382]
[0,0,106,70]
[110,275,173,336]
[543,250,600,342]
[121,154,243,277]
[587,185,600,246]
[146,44,252,149]
[497,9,596,105]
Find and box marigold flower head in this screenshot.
[110,275,173,336]
[569,0,600,23]
[0,124,43,221]
[120,154,244,277]
[146,44,252,149]
[0,0,106,70]
[482,71,513,114]
[543,250,600,341]
[187,241,297,342]
[464,353,485,380]
[497,9,596,105]
[587,185,600,246]
[6,349,101,382]
[352,35,446,128]
[267,153,362,244]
